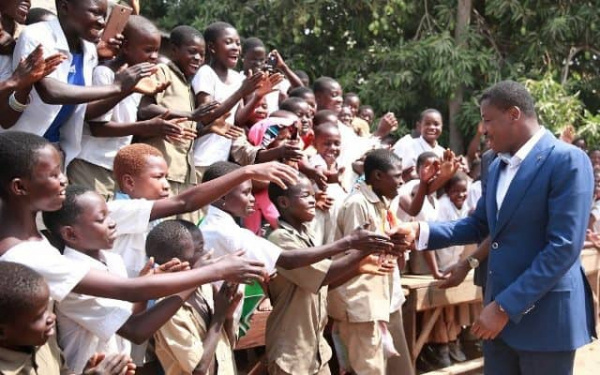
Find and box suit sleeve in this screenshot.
[495,148,594,323]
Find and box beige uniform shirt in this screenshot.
[352,117,371,137]
[266,222,333,374]
[142,62,197,184]
[328,182,394,323]
[154,285,235,375]
[0,336,70,375]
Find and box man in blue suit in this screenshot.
[394,80,596,374]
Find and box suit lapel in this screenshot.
[494,132,555,236]
[486,158,501,234]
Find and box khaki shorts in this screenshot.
[386,310,414,375]
[267,362,331,375]
[67,159,116,201]
[337,320,385,375]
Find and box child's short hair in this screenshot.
[364,149,402,181]
[288,86,314,99]
[268,174,307,211]
[242,37,265,54]
[123,15,159,40]
[294,70,310,83]
[280,97,307,113]
[419,108,442,121]
[359,105,374,114]
[313,110,338,127]
[343,92,360,103]
[313,77,338,94]
[42,185,90,237]
[445,172,469,193]
[313,122,339,139]
[113,144,164,183]
[203,21,234,45]
[26,7,56,25]
[0,262,46,324]
[202,161,240,183]
[146,220,194,264]
[416,151,438,170]
[0,132,51,199]
[170,25,203,47]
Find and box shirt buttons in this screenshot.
[491,242,499,250]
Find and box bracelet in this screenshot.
[8,92,31,113]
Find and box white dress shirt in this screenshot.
[417,127,546,250]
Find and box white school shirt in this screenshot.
[435,195,469,271]
[4,19,98,166]
[200,205,282,275]
[395,179,438,223]
[77,65,142,170]
[590,200,600,233]
[264,78,291,114]
[108,197,156,278]
[191,65,244,167]
[392,136,444,171]
[0,54,11,81]
[57,248,133,373]
[466,180,482,213]
[418,127,546,250]
[0,238,90,301]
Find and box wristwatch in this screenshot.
[466,256,479,269]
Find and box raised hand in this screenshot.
[82,353,136,375]
[11,45,67,90]
[208,250,268,284]
[386,222,419,253]
[315,191,334,212]
[358,253,396,276]
[204,113,245,140]
[270,143,304,162]
[134,74,171,95]
[114,62,158,94]
[346,225,393,253]
[144,111,193,142]
[245,161,298,189]
[240,70,265,97]
[256,72,284,98]
[419,159,440,184]
[191,100,220,123]
[375,112,399,137]
[214,282,243,320]
[138,257,191,277]
[438,149,460,180]
[559,125,575,144]
[97,34,125,60]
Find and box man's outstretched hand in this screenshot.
[386,222,420,253]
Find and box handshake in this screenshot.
[386,222,420,253]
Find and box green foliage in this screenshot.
[141,0,600,151]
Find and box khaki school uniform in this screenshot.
[141,62,199,223]
[154,285,235,375]
[0,336,70,375]
[266,222,333,375]
[67,159,116,200]
[352,117,371,137]
[327,182,393,375]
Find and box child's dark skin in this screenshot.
[276,177,394,288]
[0,143,268,303]
[214,179,395,271]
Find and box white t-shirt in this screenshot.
[0,54,12,82]
[435,195,469,271]
[590,200,600,233]
[191,65,244,167]
[264,78,291,114]
[108,197,156,278]
[77,65,142,170]
[57,248,132,373]
[392,136,444,170]
[0,238,90,302]
[395,179,439,223]
[466,180,482,213]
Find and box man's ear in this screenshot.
[373,169,383,182]
[56,0,70,15]
[206,41,216,55]
[508,106,522,121]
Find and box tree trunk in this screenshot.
[448,0,472,154]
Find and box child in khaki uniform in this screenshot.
[328,149,413,375]
[149,221,239,375]
[266,176,394,375]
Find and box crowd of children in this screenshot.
[0,1,599,375]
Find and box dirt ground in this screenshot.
[25,0,600,374]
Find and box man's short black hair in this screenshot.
[43,185,90,237]
[0,262,46,324]
[242,37,265,55]
[0,132,51,199]
[416,151,438,170]
[289,86,314,99]
[313,77,339,94]
[313,110,338,127]
[170,25,203,47]
[313,122,339,139]
[344,92,360,102]
[146,220,193,265]
[364,149,402,182]
[26,7,56,25]
[479,80,536,118]
[268,174,306,211]
[202,161,241,183]
[294,70,310,82]
[123,15,159,40]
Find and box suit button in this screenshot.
[491,242,499,250]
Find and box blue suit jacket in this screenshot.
[427,130,596,351]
